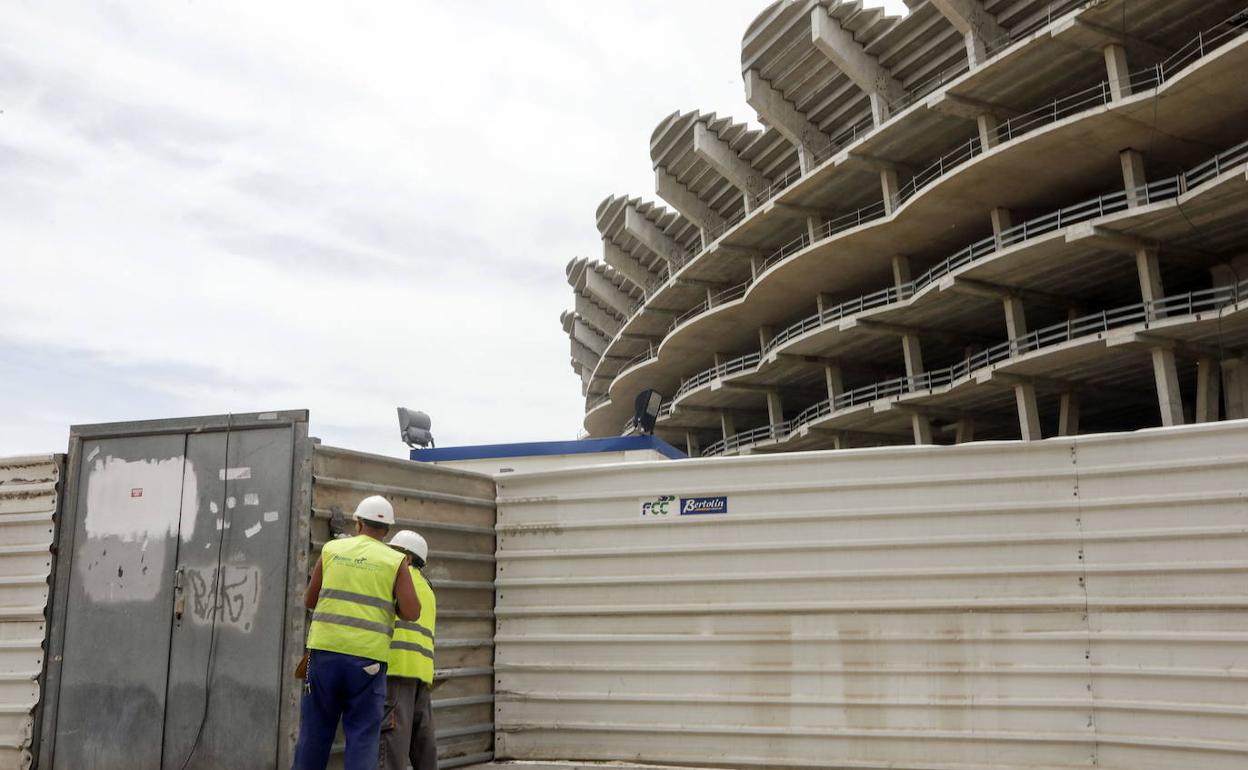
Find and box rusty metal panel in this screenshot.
[0,455,60,770]
[493,421,1248,770]
[311,445,497,769]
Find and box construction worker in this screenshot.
[294,495,421,770]
[380,529,438,770]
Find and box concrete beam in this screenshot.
[929,0,1006,67]
[570,339,600,370]
[811,6,905,124]
[927,92,1021,120]
[940,277,1084,311]
[575,294,623,337]
[693,121,770,208]
[625,205,685,265]
[603,240,657,291]
[744,69,830,172]
[582,266,635,318]
[1064,223,1157,254]
[654,167,725,236]
[572,319,608,357]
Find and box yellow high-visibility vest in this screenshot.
[388,567,436,682]
[307,535,405,663]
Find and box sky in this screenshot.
[0,0,906,459]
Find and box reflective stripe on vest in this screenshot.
[307,535,405,663]
[388,567,436,682]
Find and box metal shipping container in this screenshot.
[30,412,496,770]
[493,421,1248,770]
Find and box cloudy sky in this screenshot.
[0,0,905,458]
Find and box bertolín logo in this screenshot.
[679,496,728,515]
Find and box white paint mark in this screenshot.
[86,446,101,462]
[210,501,219,514]
[244,522,262,539]
[244,493,259,506]
[81,454,199,603]
[257,412,278,420]
[263,510,280,523]
[219,467,252,481]
[214,518,232,530]
[226,496,237,509]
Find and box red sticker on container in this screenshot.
[130,488,143,498]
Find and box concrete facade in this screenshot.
[563,0,1248,457]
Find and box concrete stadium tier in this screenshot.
[561,0,1248,457]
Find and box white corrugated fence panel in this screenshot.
[493,422,1248,770]
[0,456,59,770]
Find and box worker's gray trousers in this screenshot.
[380,676,438,770]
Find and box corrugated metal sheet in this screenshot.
[493,422,1248,770]
[312,445,497,769]
[0,456,60,770]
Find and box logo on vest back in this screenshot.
[330,554,382,572]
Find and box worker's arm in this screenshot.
[304,557,323,610]
[394,557,421,621]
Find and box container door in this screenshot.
[51,433,190,770]
[160,426,294,770]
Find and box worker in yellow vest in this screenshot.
[379,529,438,770]
[294,496,421,770]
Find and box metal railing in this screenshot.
[592,13,1248,411]
[703,277,1247,457]
[664,136,1248,418]
[983,0,1095,57]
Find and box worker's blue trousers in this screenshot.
[293,650,388,770]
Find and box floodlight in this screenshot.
[397,408,435,448]
[633,390,663,435]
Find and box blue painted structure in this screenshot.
[409,435,686,462]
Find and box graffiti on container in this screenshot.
[187,565,262,632]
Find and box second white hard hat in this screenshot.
[388,530,429,563]
[353,495,395,526]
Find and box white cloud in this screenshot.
[0,0,907,457]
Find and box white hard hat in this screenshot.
[388,530,428,563]
[353,495,395,526]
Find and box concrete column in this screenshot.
[1151,347,1185,427]
[719,410,736,441]
[806,216,820,243]
[999,291,1041,439]
[817,293,836,316]
[824,363,844,402]
[750,256,763,281]
[766,391,785,426]
[991,207,1013,238]
[881,168,901,215]
[705,286,716,308]
[891,255,913,287]
[901,334,925,378]
[810,6,905,125]
[655,167,726,238]
[1059,391,1081,436]
[693,121,771,211]
[758,326,775,350]
[1002,295,1027,340]
[1121,149,1147,207]
[685,432,701,458]
[1015,382,1043,440]
[744,69,828,173]
[955,418,975,443]
[1195,357,1221,423]
[1104,43,1132,101]
[1135,247,1164,303]
[1223,358,1248,419]
[911,413,934,445]
[977,113,1000,149]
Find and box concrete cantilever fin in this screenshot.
[929,0,1006,66]
[744,68,829,173]
[810,5,905,124]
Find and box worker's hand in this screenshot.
[401,554,412,569]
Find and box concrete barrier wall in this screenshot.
[312,445,497,769]
[0,456,60,770]
[493,422,1248,770]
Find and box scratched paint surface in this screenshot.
[78,453,198,603]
